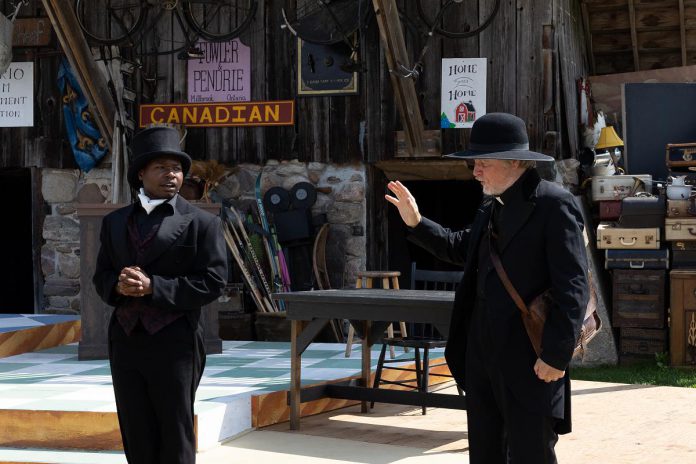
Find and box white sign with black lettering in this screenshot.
[0,62,33,127]
[441,58,487,129]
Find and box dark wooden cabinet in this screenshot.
[669,270,696,366]
[612,270,666,328]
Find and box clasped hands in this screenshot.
[116,266,152,298]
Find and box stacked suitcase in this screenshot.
[593,174,669,363]
[666,143,696,366]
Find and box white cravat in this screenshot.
[138,188,167,215]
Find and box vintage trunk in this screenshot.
[591,175,652,202]
[618,196,665,228]
[599,200,621,221]
[672,241,696,251]
[669,270,696,366]
[666,143,696,169]
[666,199,696,218]
[612,270,666,329]
[619,327,668,362]
[597,223,660,250]
[665,218,696,241]
[672,250,696,269]
[605,249,669,270]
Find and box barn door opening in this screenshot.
[0,168,35,313]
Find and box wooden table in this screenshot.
[274,289,467,430]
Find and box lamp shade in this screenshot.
[596,125,624,149]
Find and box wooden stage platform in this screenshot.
[0,331,452,461]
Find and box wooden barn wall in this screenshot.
[0,0,73,169]
[1,0,588,171]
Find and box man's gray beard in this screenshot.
[481,175,521,196]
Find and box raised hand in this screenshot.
[385,180,422,228]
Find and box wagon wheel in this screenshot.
[183,0,258,41]
[416,0,500,39]
[281,0,371,46]
[75,0,146,46]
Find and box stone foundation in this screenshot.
[41,168,111,314]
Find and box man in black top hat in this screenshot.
[386,113,589,463]
[93,126,227,463]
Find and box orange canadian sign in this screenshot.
[139,100,295,127]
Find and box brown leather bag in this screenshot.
[489,244,601,358]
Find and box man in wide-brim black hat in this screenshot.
[93,126,227,463]
[386,113,589,463]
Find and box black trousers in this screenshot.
[465,321,558,463]
[109,317,205,464]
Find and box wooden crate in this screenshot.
[669,270,696,366]
[620,327,667,360]
[219,312,255,340]
[612,270,666,328]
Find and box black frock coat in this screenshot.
[408,169,589,433]
[92,196,228,332]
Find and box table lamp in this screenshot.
[594,125,624,175]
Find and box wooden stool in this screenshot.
[345,271,408,358]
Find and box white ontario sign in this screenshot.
[0,61,33,127]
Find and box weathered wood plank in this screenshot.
[680,0,688,65]
[628,0,641,70]
[371,0,425,157]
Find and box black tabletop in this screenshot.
[273,289,455,325]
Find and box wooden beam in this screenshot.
[627,0,640,71]
[40,0,115,149]
[680,0,688,66]
[371,0,426,157]
[580,1,596,75]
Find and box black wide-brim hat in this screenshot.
[444,112,554,162]
[127,126,192,189]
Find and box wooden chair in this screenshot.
[345,271,408,358]
[312,224,342,342]
[312,223,331,291]
[371,262,464,415]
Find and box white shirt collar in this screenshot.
[138,188,177,215]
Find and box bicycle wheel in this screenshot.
[75,0,146,45]
[183,0,257,41]
[416,0,500,39]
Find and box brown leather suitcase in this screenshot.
[599,200,621,221]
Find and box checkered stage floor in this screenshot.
[0,314,80,334]
[0,340,444,452]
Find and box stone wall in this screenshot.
[214,160,367,289]
[40,168,111,314]
[38,161,367,312]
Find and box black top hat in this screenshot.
[127,126,192,189]
[444,112,554,162]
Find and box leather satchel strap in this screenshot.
[488,233,531,317]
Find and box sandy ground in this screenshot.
[198,380,696,464]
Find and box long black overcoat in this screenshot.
[408,169,589,433]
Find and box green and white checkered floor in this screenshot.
[0,340,443,462]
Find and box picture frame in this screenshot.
[297,38,359,96]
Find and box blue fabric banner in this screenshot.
[57,58,107,172]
